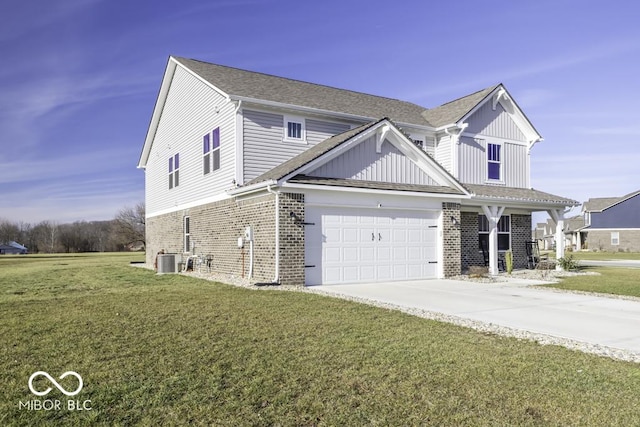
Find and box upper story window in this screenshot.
[283,115,306,143]
[487,142,502,181]
[169,153,179,189]
[479,215,511,251]
[203,127,221,175]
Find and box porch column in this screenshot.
[548,209,565,270]
[482,205,505,275]
[576,231,582,251]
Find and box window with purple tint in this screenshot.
[487,143,501,181]
[169,153,179,189]
[203,127,221,174]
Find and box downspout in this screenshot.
[266,185,280,284]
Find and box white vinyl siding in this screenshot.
[309,135,437,185]
[435,134,452,173]
[465,101,526,141]
[146,66,236,216]
[242,109,351,182]
[458,136,528,188]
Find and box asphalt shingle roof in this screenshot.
[288,176,465,195]
[421,85,499,128]
[583,190,640,212]
[464,184,579,206]
[245,120,383,185]
[174,57,499,128]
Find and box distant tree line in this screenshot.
[0,202,145,253]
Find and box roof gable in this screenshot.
[243,118,466,194]
[424,84,542,143]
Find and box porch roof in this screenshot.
[463,184,579,207]
[287,175,465,195]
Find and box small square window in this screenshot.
[283,116,305,142]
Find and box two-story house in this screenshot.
[138,56,577,285]
[579,191,640,252]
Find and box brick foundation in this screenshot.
[146,192,306,285]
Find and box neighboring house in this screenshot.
[563,215,586,251]
[0,241,28,255]
[580,191,640,252]
[138,56,577,285]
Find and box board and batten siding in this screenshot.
[242,109,350,182]
[146,66,236,216]
[308,136,437,185]
[435,134,452,173]
[465,101,527,142]
[458,136,528,188]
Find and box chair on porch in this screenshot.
[481,240,505,272]
[525,240,548,269]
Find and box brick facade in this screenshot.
[442,202,461,277]
[146,192,307,286]
[461,211,531,272]
[584,229,640,252]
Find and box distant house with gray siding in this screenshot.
[138,56,577,285]
[580,191,640,252]
[0,241,28,255]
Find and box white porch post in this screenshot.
[482,205,505,275]
[548,209,566,270]
[576,231,582,252]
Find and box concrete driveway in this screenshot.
[579,259,640,269]
[311,279,640,359]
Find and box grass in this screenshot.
[2,253,640,425]
[545,267,640,298]
[567,251,640,261]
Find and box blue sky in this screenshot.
[2,0,639,224]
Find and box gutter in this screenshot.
[227,180,277,197]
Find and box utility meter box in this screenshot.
[244,226,253,242]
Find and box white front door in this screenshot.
[305,206,439,285]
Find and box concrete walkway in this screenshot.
[579,259,640,269]
[311,279,640,358]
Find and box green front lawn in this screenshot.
[545,267,640,298]
[570,251,640,261]
[1,254,639,426]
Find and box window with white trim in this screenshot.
[611,231,620,246]
[487,142,502,181]
[203,127,220,174]
[184,216,191,252]
[169,153,179,189]
[283,116,305,142]
[479,215,511,251]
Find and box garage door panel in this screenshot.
[305,206,440,285]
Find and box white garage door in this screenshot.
[305,206,439,285]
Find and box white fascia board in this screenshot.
[459,85,542,144]
[281,182,467,200]
[138,56,233,169]
[138,58,177,169]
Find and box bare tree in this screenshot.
[113,202,145,250]
[0,218,20,243]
